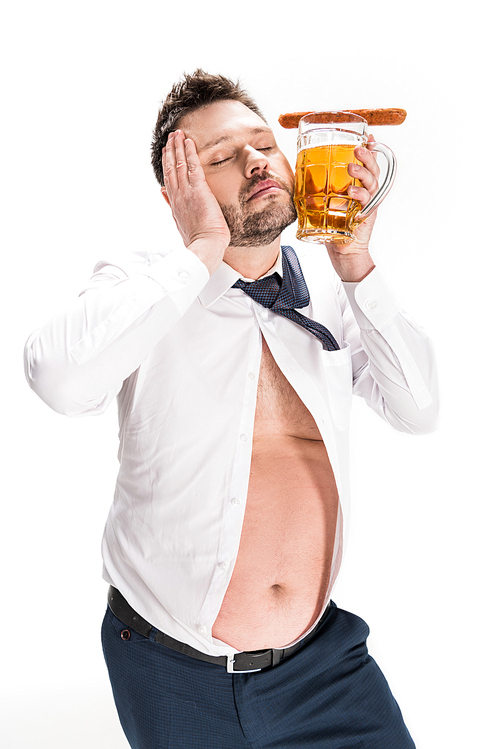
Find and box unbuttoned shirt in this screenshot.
[24,242,439,657]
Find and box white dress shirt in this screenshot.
[24,242,438,657]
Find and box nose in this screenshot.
[244,147,270,179]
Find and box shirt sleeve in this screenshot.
[24,245,210,417]
[340,267,439,434]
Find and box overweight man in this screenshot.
[25,70,438,749]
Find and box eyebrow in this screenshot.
[200,127,273,152]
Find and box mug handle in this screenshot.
[356,142,397,221]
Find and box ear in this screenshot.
[161,187,170,206]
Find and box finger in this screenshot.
[347,184,372,207]
[348,161,379,195]
[173,130,190,186]
[366,133,378,158]
[162,132,179,192]
[184,137,207,188]
[353,144,380,181]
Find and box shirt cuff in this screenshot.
[137,245,210,315]
[342,267,401,330]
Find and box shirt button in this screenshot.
[197,625,206,635]
[239,434,248,442]
[231,498,240,506]
[178,270,189,280]
[365,299,377,309]
[248,372,255,380]
[218,562,227,571]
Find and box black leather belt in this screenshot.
[108,586,330,673]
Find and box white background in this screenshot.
[2,0,498,746]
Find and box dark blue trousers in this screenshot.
[102,602,416,748]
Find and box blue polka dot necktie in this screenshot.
[233,245,340,351]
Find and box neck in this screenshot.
[223,236,281,280]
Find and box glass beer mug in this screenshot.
[294,111,396,244]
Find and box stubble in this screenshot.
[220,172,297,248]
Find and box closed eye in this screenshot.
[211,146,274,167]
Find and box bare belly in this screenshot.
[212,337,339,651]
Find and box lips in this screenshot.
[247,179,283,201]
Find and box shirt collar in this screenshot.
[198,249,283,308]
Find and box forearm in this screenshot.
[342,269,439,434]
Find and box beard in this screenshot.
[220,172,297,248]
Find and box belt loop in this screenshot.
[148,625,159,643]
[272,649,284,667]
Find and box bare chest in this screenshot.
[212,336,338,650]
[253,336,322,441]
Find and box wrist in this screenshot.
[187,237,227,276]
[326,247,375,282]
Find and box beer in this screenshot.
[294,112,396,244]
[294,143,363,244]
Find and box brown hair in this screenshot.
[151,69,266,186]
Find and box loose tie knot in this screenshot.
[233,246,340,352]
[233,273,282,309]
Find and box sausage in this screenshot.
[278,108,407,128]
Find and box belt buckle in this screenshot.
[226,654,262,674]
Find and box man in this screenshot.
[25,70,438,748]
